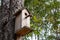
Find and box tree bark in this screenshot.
[0,0,24,40]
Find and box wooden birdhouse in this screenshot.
[15,8,33,36]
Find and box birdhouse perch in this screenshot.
[15,8,33,36]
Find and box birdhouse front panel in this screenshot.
[21,9,30,28]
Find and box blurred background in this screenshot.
[24,0,60,40]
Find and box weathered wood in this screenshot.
[16,27,33,36]
[10,0,25,40]
[0,0,11,40]
[10,0,25,15]
[1,0,25,40]
[0,15,8,26]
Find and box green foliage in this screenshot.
[47,35,56,40]
[25,0,60,40]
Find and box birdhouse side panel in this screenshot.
[15,13,22,32]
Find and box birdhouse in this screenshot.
[15,8,33,36]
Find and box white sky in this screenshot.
[57,0,60,2]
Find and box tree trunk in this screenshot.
[0,0,24,40]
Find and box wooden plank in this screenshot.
[16,27,33,36]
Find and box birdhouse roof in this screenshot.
[14,8,31,16]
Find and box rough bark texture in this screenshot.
[0,0,24,40]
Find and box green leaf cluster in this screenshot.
[24,0,60,40]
